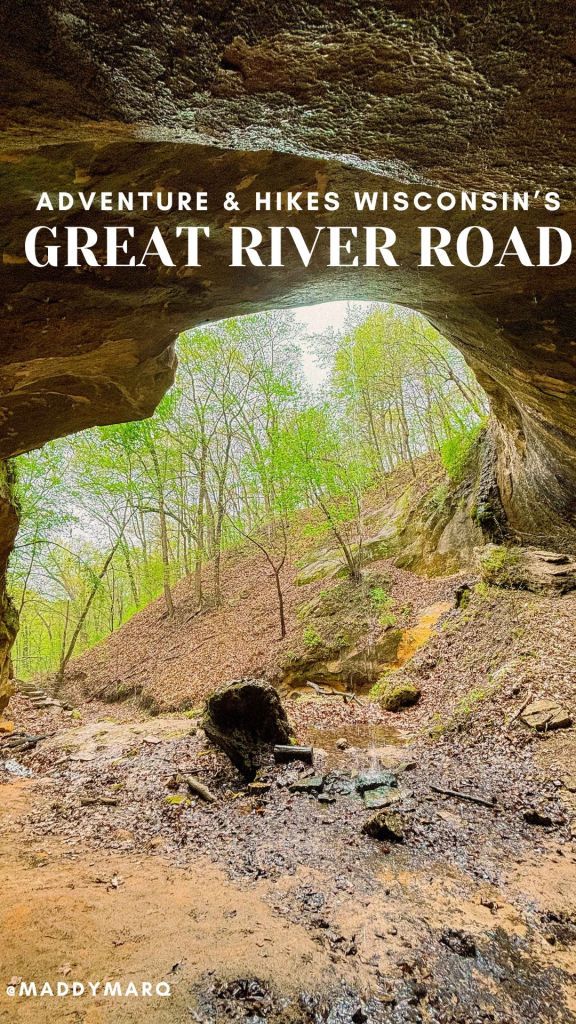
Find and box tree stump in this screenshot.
[202,678,293,779]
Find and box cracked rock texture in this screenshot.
[0,2,575,682]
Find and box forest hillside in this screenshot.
[3,303,576,1024]
[51,459,455,709]
[10,303,486,683]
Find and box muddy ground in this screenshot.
[1,684,575,1024]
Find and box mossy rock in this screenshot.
[478,544,576,594]
[296,553,347,585]
[479,544,523,587]
[377,679,421,712]
[301,626,325,652]
[164,794,190,807]
[362,810,405,842]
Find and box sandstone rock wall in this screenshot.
[1,2,575,690]
[2,142,573,548]
[1,2,574,544]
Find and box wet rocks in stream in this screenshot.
[287,765,407,821]
[289,775,324,794]
[356,770,401,810]
[363,788,402,810]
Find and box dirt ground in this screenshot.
[3,566,576,1023]
[0,792,342,1024]
[1,683,575,1024]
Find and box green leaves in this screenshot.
[440,421,485,481]
[9,302,488,678]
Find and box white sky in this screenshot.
[293,300,374,390]
[294,300,366,333]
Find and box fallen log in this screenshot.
[273,744,314,765]
[183,774,217,803]
[430,784,497,808]
[303,680,363,705]
[0,733,47,751]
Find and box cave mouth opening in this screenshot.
[9,298,487,683]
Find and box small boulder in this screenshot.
[323,771,356,796]
[289,775,324,794]
[335,737,349,750]
[356,769,398,794]
[203,678,292,779]
[378,680,421,712]
[362,811,405,842]
[363,787,402,810]
[246,780,272,794]
[520,700,572,732]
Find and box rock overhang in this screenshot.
[0,1,575,554]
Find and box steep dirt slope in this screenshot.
[47,468,453,711]
[61,544,459,713]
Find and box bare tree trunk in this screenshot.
[194,441,208,609]
[148,444,174,617]
[397,393,416,477]
[315,493,362,583]
[121,539,139,607]
[55,528,127,686]
[226,515,288,639]
[213,434,232,606]
[158,500,175,616]
[272,565,286,638]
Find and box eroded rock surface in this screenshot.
[2,2,574,196]
[1,3,576,691]
[479,544,576,594]
[0,2,574,547]
[521,700,573,732]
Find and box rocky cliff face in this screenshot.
[0,2,575,683]
[2,2,574,198]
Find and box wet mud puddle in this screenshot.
[302,723,408,771]
[297,602,450,763]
